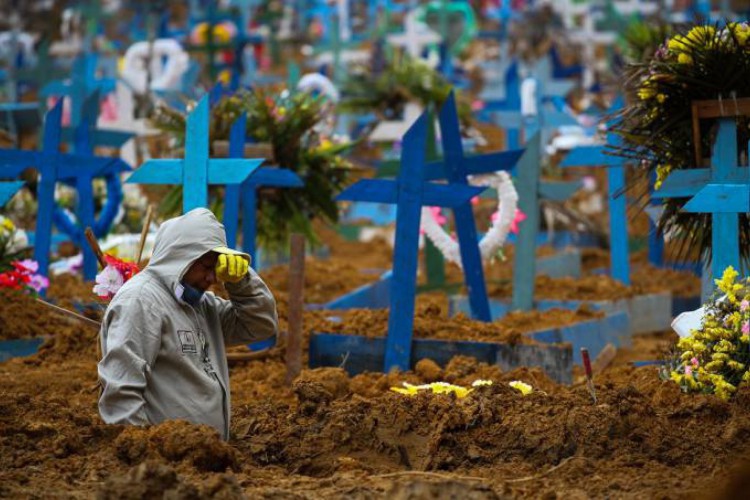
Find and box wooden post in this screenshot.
[136,205,153,266]
[285,233,305,385]
[84,227,107,269]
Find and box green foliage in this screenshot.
[611,23,750,264]
[339,54,472,124]
[149,88,353,252]
[621,21,674,63]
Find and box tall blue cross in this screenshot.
[222,113,303,264]
[653,117,750,283]
[560,97,630,284]
[126,95,264,213]
[0,100,127,280]
[41,54,117,128]
[427,92,524,321]
[337,110,485,372]
[55,91,133,279]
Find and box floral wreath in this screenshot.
[420,171,519,268]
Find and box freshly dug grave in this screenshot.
[3,339,750,499]
[310,302,603,345]
[486,274,674,302]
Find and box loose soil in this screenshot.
[2,232,743,499]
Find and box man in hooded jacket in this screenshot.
[97,208,278,440]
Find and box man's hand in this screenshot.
[216,254,249,283]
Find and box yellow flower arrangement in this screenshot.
[665,266,750,400]
[390,379,494,398]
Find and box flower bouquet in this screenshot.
[92,255,140,300]
[664,266,750,400]
[612,23,750,263]
[0,259,49,295]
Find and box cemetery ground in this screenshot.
[0,233,743,499]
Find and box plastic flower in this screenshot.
[509,209,526,234]
[509,381,533,395]
[18,259,38,274]
[93,265,125,299]
[471,379,493,387]
[27,274,49,293]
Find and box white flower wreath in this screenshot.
[420,171,518,268]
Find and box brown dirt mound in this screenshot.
[487,274,662,301]
[115,421,239,473]
[96,460,200,500]
[0,289,80,341]
[311,304,602,345]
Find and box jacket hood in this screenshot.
[147,208,249,292]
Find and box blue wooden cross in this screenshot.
[559,97,630,284]
[428,92,525,321]
[41,54,117,128]
[222,113,303,264]
[337,110,485,372]
[126,94,264,213]
[55,91,133,280]
[0,100,127,279]
[652,117,750,283]
[0,181,24,207]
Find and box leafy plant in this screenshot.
[149,87,353,252]
[339,53,472,124]
[611,23,750,264]
[663,266,750,400]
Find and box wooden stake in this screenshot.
[84,227,107,269]
[581,347,597,404]
[136,205,154,265]
[285,233,305,385]
[35,298,102,329]
[591,343,617,375]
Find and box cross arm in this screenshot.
[61,127,135,148]
[651,168,710,199]
[0,149,42,175]
[559,145,620,167]
[247,167,304,187]
[683,184,750,213]
[337,179,485,207]
[423,149,524,181]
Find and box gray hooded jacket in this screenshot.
[98,208,278,439]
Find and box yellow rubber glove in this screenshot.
[216,254,249,283]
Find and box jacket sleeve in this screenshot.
[214,267,279,347]
[97,295,162,426]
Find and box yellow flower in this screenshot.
[1,217,14,233]
[654,164,672,190]
[686,25,716,44]
[656,94,667,104]
[509,381,533,395]
[471,379,493,387]
[677,53,693,65]
[638,85,657,101]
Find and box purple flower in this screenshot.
[741,299,749,312]
[28,274,49,293]
[691,357,699,368]
[743,321,750,335]
[685,365,693,377]
[19,259,39,273]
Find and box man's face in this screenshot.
[183,251,219,291]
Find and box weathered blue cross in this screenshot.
[221,112,303,265]
[652,115,750,285]
[428,91,524,321]
[559,96,630,284]
[0,100,127,280]
[54,90,133,279]
[41,54,117,129]
[336,109,487,372]
[126,94,264,214]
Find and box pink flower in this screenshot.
[741,299,749,312]
[491,210,500,223]
[509,209,527,234]
[28,274,49,293]
[428,206,447,226]
[743,321,750,335]
[691,357,699,368]
[93,265,125,299]
[18,259,38,273]
[471,196,480,206]
[684,365,693,377]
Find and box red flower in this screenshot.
[103,255,140,283]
